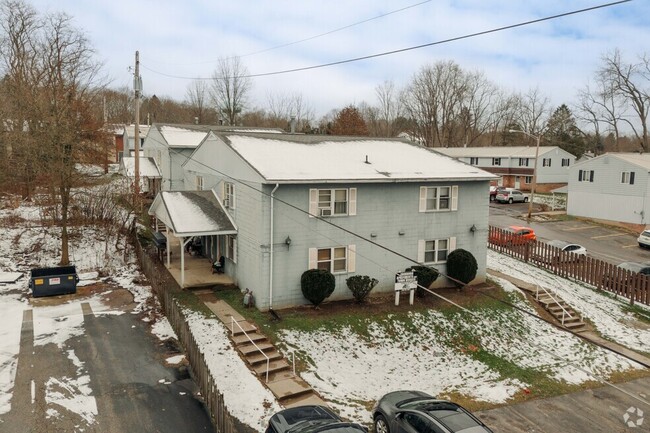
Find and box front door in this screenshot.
[514,176,520,189]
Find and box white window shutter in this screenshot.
[309,189,318,218]
[449,236,456,251]
[308,248,317,269]
[348,188,357,216]
[347,245,356,273]
[417,240,425,263]
[451,185,458,211]
[419,187,427,212]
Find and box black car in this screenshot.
[372,391,493,433]
[266,405,368,433]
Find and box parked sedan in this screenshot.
[638,230,650,248]
[373,390,493,433]
[546,240,587,262]
[266,406,367,433]
[489,225,536,246]
[495,189,528,204]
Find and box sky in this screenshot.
[27,0,650,120]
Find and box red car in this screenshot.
[490,225,536,246]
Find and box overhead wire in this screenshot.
[140,1,631,81]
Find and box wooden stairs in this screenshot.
[535,290,587,332]
[229,318,326,408]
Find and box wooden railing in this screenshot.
[488,226,649,306]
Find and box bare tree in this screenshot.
[516,87,550,138]
[375,80,402,137]
[576,77,626,153]
[265,91,314,131]
[185,79,208,124]
[209,56,251,126]
[597,50,649,151]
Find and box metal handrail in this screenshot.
[231,317,270,383]
[535,284,573,325]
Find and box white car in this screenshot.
[542,240,587,263]
[638,230,650,248]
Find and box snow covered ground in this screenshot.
[0,191,282,431]
[1,179,648,432]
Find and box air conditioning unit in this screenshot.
[223,198,230,208]
[319,208,331,217]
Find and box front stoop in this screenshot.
[200,296,326,408]
[536,294,587,332]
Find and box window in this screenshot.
[226,235,237,263]
[621,171,636,185]
[469,157,479,165]
[518,158,529,167]
[562,158,570,167]
[224,182,235,208]
[419,186,458,212]
[311,188,356,217]
[578,170,594,182]
[196,175,203,191]
[524,176,533,183]
[543,158,551,167]
[492,157,501,166]
[421,239,449,263]
[309,245,355,273]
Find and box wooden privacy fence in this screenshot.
[134,236,242,433]
[488,226,649,306]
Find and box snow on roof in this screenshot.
[152,191,237,236]
[225,136,495,182]
[435,146,561,158]
[124,124,150,137]
[119,157,161,178]
[605,152,650,171]
[160,126,208,148]
[227,128,282,134]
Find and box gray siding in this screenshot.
[568,155,650,224]
[260,180,490,310]
[535,148,575,184]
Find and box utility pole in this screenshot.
[133,51,142,198]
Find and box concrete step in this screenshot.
[282,393,327,409]
[266,377,314,401]
[563,321,586,330]
[231,321,257,336]
[247,350,283,366]
[253,359,290,376]
[238,342,275,356]
[268,370,296,383]
[232,332,267,345]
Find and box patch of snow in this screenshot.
[0,296,29,415]
[45,376,97,425]
[0,272,22,283]
[33,303,86,348]
[165,355,186,364]
[151,317,177,341]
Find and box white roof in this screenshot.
[125,124,150,137]
[149,191,237,237]
[606,152,650,171]
[160,126,208,148]
[228,128,282,134]
[435,146,561,158]
[120,157,161,178]
[226,136,495,182]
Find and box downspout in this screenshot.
[269,184,279,312]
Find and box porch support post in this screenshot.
[181,237,193,288]
[165,226,170,267]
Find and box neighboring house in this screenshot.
[150,130,497,310]
[567,152,650,226]
[118,156,162,195]
[435,146,576,192]
[104,124,126,162]
[124,124,151,157]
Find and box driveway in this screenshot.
[0,287,215,433]
[489,202,650,265]
[477,377,649,432]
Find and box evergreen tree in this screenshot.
[545,104,587,158]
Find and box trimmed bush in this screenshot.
[301,269,335,307]
[346,275,378,303]
[405,265,439,297]
[446,249,478,286]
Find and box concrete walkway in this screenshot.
[194,290,327,408]
[488,269,650,368]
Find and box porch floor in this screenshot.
[164,246,234,289]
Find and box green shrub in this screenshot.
[346,275,378,303]
[301,269,336,307]
[446,249,478,286]
[405,265,439,297]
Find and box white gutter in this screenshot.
[269,184,279,311]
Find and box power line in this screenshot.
[146,129,648,408]
[141,0,432,67]
[140,1,631,81]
